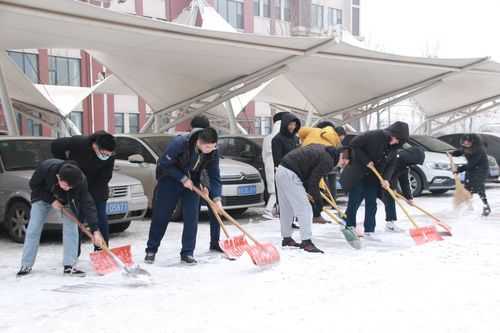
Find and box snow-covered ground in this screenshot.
[2,186,500,333]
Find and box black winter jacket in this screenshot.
[51,135,115,202]
[383,147,425,200]
[451,134,489,185]
[281,144,339,204]
[30,159,99,232]
[272,113,301,167]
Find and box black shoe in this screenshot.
[16,266,32,277]
[300,240,324,254]
[292,222,300,229]
[144,252,156,264]
[282,237,301,248]
[63,266,86,277]
[181,255,197,264]
[482,205,491,216]
[209,243,224,253]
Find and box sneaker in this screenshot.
[363,232,381,242]
[313,216,329,224]
[292,222,300,229]
[144,252,156,264]
[385,221,404,233]
[63,266,86,277]
[482,205,491,217]
[300,239,324,253]
[281,237,301,248]
[181,255,197,265]
[16,266,32,277]
[209,243,224,253]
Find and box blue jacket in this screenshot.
[157,131,222,200]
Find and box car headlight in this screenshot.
[130,184,144,197]
[426,162,451,170]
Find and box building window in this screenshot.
[129,114,139,134]
[283,0,291,21]
[115,113,124,134]
[352,6,360,36]
[216,0,244,29]
[69,111,83,133]
[253,0,260,16]
[48,56,81,86]
[255,116,272,135]
[16,113,23,135]
[311,4,324,29]
[327,8,342,26]
[7,51,39,83]
[263,0,270,18]
[27,117,42,136]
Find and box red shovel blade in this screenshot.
[422,225,444,242]
[434,221,453,236]
[89,245,134,275]
[219,234,249,259]
[246,243,280,266]
[409,228,430,246]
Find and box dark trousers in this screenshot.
[146,177,200,256]
[200,199,221,245]
[381,194,397,222]
[78,200,109,255]
[312,201,323,218]
[345,181,379,232]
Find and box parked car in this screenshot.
[341,134,466,196]
[218,135,265,181]
[438,132,500,181]
[0,137,148,243]
[113,134,266,218]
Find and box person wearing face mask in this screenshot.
[145,127,221,265]
[17,160,104,277]
[450,134,490,216]
[51,131,116,250]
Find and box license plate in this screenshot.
[238,185,256,196]
[106,202,128,215]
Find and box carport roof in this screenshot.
[1,0,500,119]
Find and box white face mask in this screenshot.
[96,151,110,161]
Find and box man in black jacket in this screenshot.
[272,112,301,167]
[451,134,490,216]
[341,121,409,238]
[381,146,425,232]
[51,131,116,248]
[276,144,341,253]
[17,160,104,277]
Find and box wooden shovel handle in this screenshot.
[190,186,230,238]
[394,192,441,222]
[320,187,346,219]
[191,186,259,244]
[61,207,119,262]
[368,165,419,228]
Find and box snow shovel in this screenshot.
[447,153,472,208]
[192,186,248,259]
[368,165,443,245]
[394,192,452,237]
[320,178,347,219]
[193,187,279,266]
[61,208,150,278]
[319,192,362,250]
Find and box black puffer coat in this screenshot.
[451,134,489,192]
[271,113,301,167]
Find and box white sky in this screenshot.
[362,0,500,60]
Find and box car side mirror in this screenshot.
[128,154,145,164]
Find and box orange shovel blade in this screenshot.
[89,245,134,275]
[409,228,430,246]
[246,243,280,266]
[219,234,249,259]
[422,225,444,242]
[434,221,453,236]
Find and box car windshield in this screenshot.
[411,135,455,153]
[0,139,53,171]
[141,136,175,156]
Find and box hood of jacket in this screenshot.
[385,121,409,141]
[279,112,301,137]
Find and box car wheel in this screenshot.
[227,208,247,216]
[430,189,448,195]
[408,170,423,197]
[6,201,30,243]
[109,221,131,233]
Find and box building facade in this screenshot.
[2,0,360,136]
